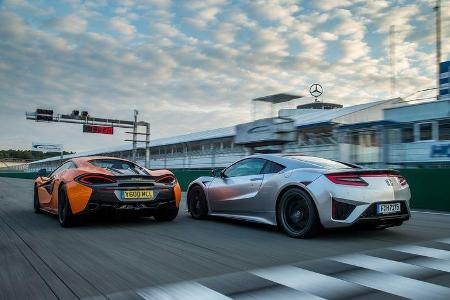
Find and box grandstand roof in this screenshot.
[31,126,236,164]
[253,93,303,104]
[291,98,402,128]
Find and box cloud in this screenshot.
[319,32,338,41]
[50,14,88,33]
[109,17,136,36]
[314,0,354,11]
[0,0,442,151]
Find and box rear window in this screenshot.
[287,156,353,169]
[89,159,148,175]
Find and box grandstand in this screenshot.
[23,97,450,172]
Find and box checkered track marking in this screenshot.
[88,238,450,300]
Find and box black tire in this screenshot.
[187,185,208,219]
[33,185,41,214]
[58,185,74,227]
[277,188,321,238]
[154,207,179,222]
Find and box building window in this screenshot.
[190,144,202,153]
[439,119,450,140]
[222,140,233,149]
[401,126,414,143]
[419,123,432,141]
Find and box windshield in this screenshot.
[89,159,148,175]
[287,156,353,169]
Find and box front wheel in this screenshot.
[187,186,208,219]
[33,185,41,214]
[58,185,74,227]
[277,188,321,238]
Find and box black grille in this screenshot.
[360,201,408,218]
[118,182,155,187]
[332,199,356,220]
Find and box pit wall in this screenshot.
[1,169,449,212]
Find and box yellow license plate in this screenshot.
[123,190,153,200]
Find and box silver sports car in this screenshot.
[187,154,411,238]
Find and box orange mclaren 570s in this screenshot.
[34,156,181,227]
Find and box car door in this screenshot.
[37,162,72,208]
[208,158,266,213]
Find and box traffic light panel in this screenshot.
[36,109,53,121]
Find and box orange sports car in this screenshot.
[34,156,181,227]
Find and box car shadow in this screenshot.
[206,215,406,240]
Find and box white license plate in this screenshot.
[377,203,401,215]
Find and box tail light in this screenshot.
[156,175,176,185]
[326,171,407,187]
[326,174,368,186]
[76,174,116,185]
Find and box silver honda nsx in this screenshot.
[187,154,411,238]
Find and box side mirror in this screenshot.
[211,168,224,177]
[37,168,47,177]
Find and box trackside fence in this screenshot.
[1,168,449,212]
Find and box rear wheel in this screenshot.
[188,186,208,219]
[277,188,321,238]
[154,207,179,222]
[58,185,74,227]
[33,185,41,214]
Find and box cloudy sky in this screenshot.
[0,0,448,152]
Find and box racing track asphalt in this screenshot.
[1,177,450,299]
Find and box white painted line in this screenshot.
[234,286,324,300]
[251,266,359,299]
[335,268,450,299]
[333,254,427,277]
[438,237,450,244]
[391,245,450,260]
[406,257,450,273]
[137,281,231,300]
[411,210,450,216]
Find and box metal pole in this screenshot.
[132,110,138,162]
[389,25,396,98]
[435,0,442,100]
[145,123,150,169]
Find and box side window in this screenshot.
[261,161,285,174]
[224,159,266,177]
[51,162,73,176]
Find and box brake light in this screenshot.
[156,175,176,185]
[77,174,116,185]
[326,174,368,186]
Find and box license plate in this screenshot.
[377,203,401,215]
[122,190,153,200]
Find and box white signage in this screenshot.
[32,143,63,153]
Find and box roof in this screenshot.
[337,120,399,130]
[253,93,303,104]
[29,126,236,165]
[291,98,401,128]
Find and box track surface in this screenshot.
[1,177,450,299]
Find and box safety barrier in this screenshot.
[400,168,450,212]
[1,169,449,212]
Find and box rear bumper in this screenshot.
[321,200,411,229]
[354,201,410,227]
[77,186,178,216]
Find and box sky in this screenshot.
[0,0,448,152]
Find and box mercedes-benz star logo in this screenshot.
[309,83,323,98]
